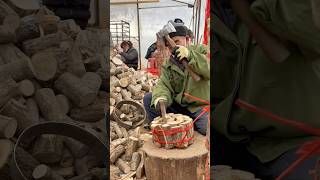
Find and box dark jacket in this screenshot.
[120,48,138,70]
[145,43,157,59]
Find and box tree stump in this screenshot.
[142,132,208,180]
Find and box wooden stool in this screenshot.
[142,132,208,180]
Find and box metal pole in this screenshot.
[137,0,142,70]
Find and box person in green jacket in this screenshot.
[212,0,320,179]
[143,20,210,135]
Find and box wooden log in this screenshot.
[111,131,118,141]
[51,166,75,178]
[60,147,74,168]
[121,127,129,139]
[141,83,150,92]
[30,51,58,81]
[22,32,72,56]
[112,56,124,66]
[132,92,144,100]
[120,89,132,101]
[111,138,127,148]
[69,101,105,122]
[125,137,139,161]
[110,144,125,164]
[38,15,60,35]
[0,139,13,171]
[18,79,35,97]
[56,94,70,115]
[111,121,123,138]
[74,157,88,175]
[32,164,65,180]
[130,152,141,171]
[0,59,34,82]
[35,88,64,122]
[0,114,17,139]
[64,137,89,158]
[67,43,86,77]
[0,44,29,64]
[81,72,102,93]
[127,84,142,96]
[110,98,116,106]
[1,99,39,134]
[116,158,131,174]
[15,146,40,179]
[32,134,64,164]
[26,98,39,123]
[0,78,19,107]
[0,1,20,44]
[4,0,40,16]
[16,14,40,42]
[58,19,81,39]
[117,77,129,88]
[142,132,208,180]
[55,72,96,107]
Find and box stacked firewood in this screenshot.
[0,1,107,179]
[109,53,158,180]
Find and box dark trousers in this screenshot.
[143,92,208,135]
[211,130,319,180]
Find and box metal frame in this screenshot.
[110,20,131,45]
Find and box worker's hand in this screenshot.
[173,45,190,61]
[155,98,167,111]
[115,45,123,53]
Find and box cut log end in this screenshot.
[29,52,57,81]
[19,79,35,97]
[32,164,49,179]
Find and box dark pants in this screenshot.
[143,92,208,135]
[211,130,319,180]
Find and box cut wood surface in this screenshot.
[19,79,35,97]
[30,51,57,81]
[142,132,208,180]
[0,78,19,107]
[115,158,130,174]
[32,164,65,180]
[54,72,96,107]
[58,19,81,39]
[56,94,70,115]
[81,72,102,93]
[125,137,139,161]
[0,44,29,64]
[64,137,89,158]
[130,152,141,171]
[0,59,33,82]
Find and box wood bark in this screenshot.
[0,59,33,82]
[56,94,70,115]
[0,78,19,108]
[0,44,29,64]
[0,1,20,44]
[60,147,74,168]
[18,79,35,97]
[66,42,86,77]
[54,72,96,107]
[38,15,60,35]
[111,121,123,138]
[0,114,17,139]
[63,137,89,158]
[22,32,72,56]
[115,158,131,174]
[26,98,40,123]
[32,164,65,180]
[16,14,40,42]
[0,139,13,170]
[35,88,64,122]
[1,98,39,134]
[69,101,105,122]
[111,138,127,149]
[130,152,141,171]
[120,89,132,101]
[110,144,125,164]
[32,134,64,164]
[15,146,40,179]
[30,51,57,81]
[127,84,142,96]
[142,133,208,180]
[51,166,75,178]
[4,0,40,17]
[74,157,89,175]
[125,137,139,161]
[58,19,81,39]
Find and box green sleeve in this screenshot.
[151,66,174,107]
[188,45,210,80]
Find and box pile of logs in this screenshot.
[109,53,158,180]
[0,1,107,179]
